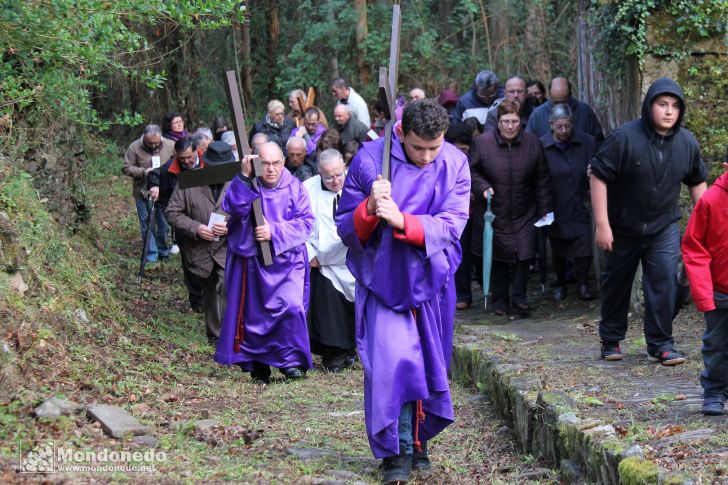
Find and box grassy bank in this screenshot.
[0,157,549,483]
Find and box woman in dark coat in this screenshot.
[540,103,597,301]
[469,99,552,315]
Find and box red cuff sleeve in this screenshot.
[353,197,379,243]
[393,213,425,247]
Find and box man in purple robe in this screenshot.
[215,142,315,383]
[335,99,470,483]
[289,107,327,156]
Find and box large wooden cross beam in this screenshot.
[224,71,273,266]
[177,72,273,266]
[377,3,402,181]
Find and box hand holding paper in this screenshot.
[207,212,226,241]
[534,212,554,228]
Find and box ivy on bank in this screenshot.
[586,0,727,74]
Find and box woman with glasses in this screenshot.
[469,99,552,316]
[161,111,188,142]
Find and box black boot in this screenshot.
[381,447,412,484]
[577,284,594,301]
[250,361,271,384]
[412,441,431,471]
[574,257,594,301]
[282,367,304,379]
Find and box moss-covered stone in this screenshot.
[618,456,660,485]
[658,471,697,485]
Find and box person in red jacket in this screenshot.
[682,156,728,416]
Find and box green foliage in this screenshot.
[0,0,243,131]
[681,55,728,181]
[242,0,577,119]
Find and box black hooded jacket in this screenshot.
[589,77,706,238]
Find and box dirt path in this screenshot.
[1,178,554,484]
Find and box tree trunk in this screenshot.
[525,0,551,82]
[490,0,509,73]
[354,0,369,86]
[328,5,339,81]
[267,0,279,66]
[477,0,493,69]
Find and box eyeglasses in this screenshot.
[323,173,345,183]
[498,119,520,126]
[261,160,283,169]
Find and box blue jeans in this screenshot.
[135,197,169,262]
[398,403,413,454]
[599,222,680,355]
[701,308,728,401]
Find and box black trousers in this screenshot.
[490,259,531,310]
[179,244,204,308]
[307,268,355,367]
[598,223,679,355]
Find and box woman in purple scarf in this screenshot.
[162,111,189,142]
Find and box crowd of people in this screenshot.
[122,72,727,484]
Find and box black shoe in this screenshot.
[250,361,271,383]
[600,340,623,361]
[577,284,594,301]
[702,400,725,416]
[553,286,567,301]
[324,365,343,373]
[514,302,530,316]
[381,450,412,484]
[283,367,304,379]
[343,354,357,368]
[412,442,431,471]
[493,306,508,316]
[647,349,687,366]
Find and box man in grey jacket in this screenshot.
[166,141,233,344]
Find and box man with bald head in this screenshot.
[285,136,317,182]
[526,76,604,143]
[250,133,269,154]
[333,104,369,145]
[409,88,426,101]
[483,75,527,133]
[215,142,315,383]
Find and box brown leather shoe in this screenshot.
[456,301,470,310]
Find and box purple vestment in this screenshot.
[289,124,327,156]
[335,131,471,458]
[215,169,315,371]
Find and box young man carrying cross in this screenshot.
[336,99,471,483]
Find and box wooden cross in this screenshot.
[175,72,272,265]
[224,70,273,266]
[294,87,329,128]
[377,3,402,181]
